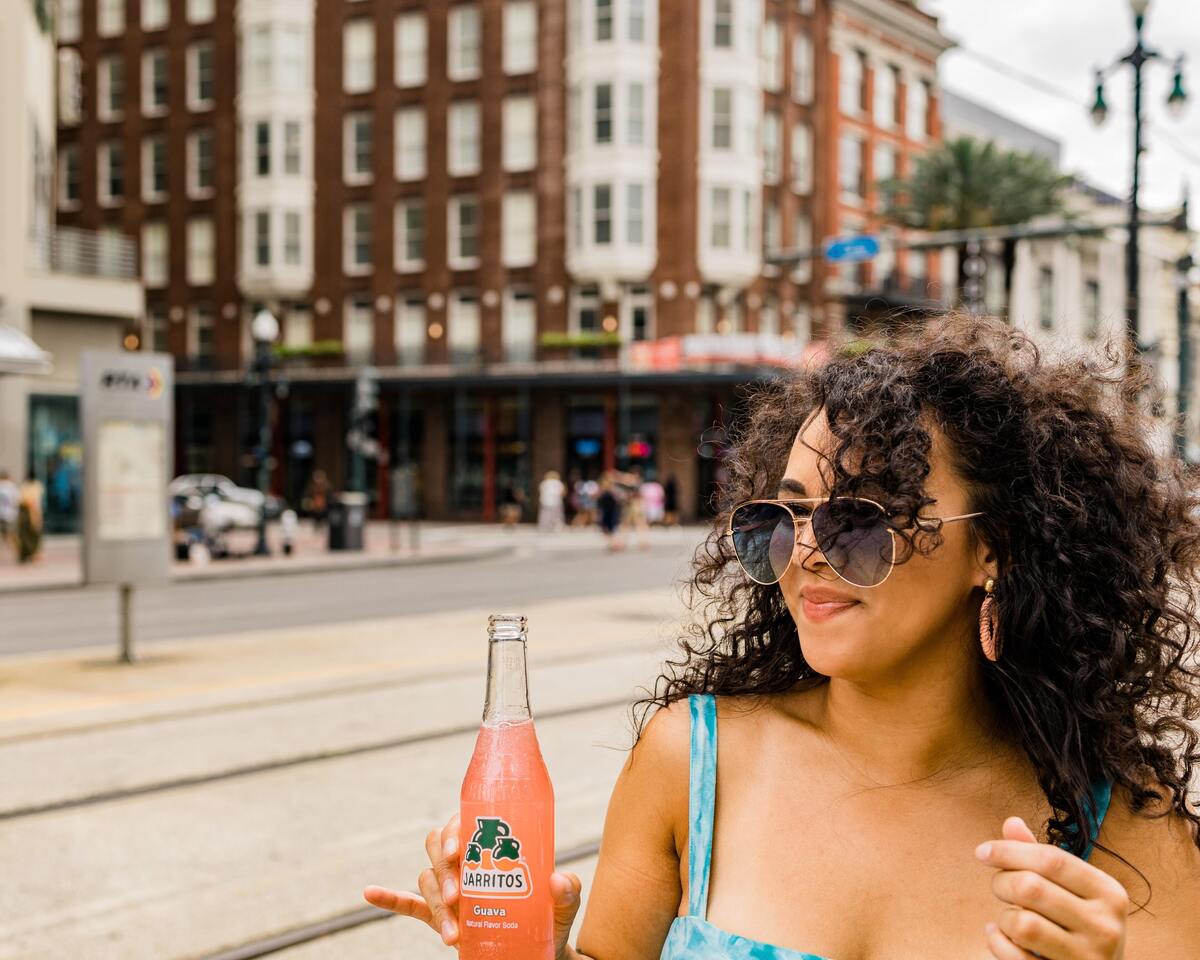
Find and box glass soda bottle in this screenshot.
[458,614,555,960]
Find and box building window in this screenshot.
[503,95,536,171]
[284,212,303,266]
[449,5,482,81]
[713,0,732,48]
[628,285,653,341]
[58,50,83,125]
[628,82,645,145]
[595,0,613,41]
[285,308,313,350]
[187,218,215,286]
[593,184,612,244]
[1084,279,1101,339]
[344,111,374,184]
[395,297,426,367]
[280,25,308,89]
[627,182,645,244]
[344,204,373,275]
[502,191,536,267]
[255,121,271,176]
[712,87,732,149]
[58,144,81,209]
[792,33,813,104]
[791,122,812,193]
[907,79,929,141]
[284,121,302,175]
[876,64,899,129]
[247,25,272,89]
[594,84,613,144]
[396,108,426,180]
[188,304,215,364]
[142,135,168,201]
[187,0,215,24]
[574,286,601,333]
[142,222,168,287]
[762,19,783,92]
[395,199,425,271]
[98,55,124,121]
[188,42,215,110]
[98,0,124,38]
[99,139,124,206]
[629,0,646,41]
[873,143,896,202]
[504,1,537,75]
[344,20,375,93]
[142,0,169,31]
[396,13,427,87]
[840,49,866,116]
[792,213,812,282]
[254,211,271,267]
[449,101,481,176]
[448,293,481,365]
[503,289,536,363]
[142,49,168,116]
[344,296,375,365]
[1038,266,1054,329]
[711,187,731,248]
[838,134,865,200]
[57,0,81,42]
[148,305,169,354]
[764,200,781,254]
[449,195,481,267]
[763,111,781,184]
[188,128,215,197]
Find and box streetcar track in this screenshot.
[196,839,603,960]
[0,699,635,823]
[0,639,665,747]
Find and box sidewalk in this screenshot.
[0,519,506,593]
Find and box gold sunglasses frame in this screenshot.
[727,497,985,588]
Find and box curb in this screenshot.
[0,544,515,596]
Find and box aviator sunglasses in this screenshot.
[728,497,984,588]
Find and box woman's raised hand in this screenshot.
[363,812,587,958]
[976,816,1129,959]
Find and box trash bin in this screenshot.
[328,491,368,551]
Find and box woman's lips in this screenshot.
[801,596,859,622]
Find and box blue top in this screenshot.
[658,693,1114,960]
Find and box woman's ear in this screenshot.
[973,536,998,587]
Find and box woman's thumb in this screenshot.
[550,871,582,957]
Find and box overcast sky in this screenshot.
[923,0,1200,213]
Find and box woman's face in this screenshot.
[775,409,993,685]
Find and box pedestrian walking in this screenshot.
[663,474,679,527]
[641,475,665,526]
[537,470,566,532]
[621,467,650,550]
[572,476,598,528]
[305,469,330,530]
[0,468,17,558]
[499,480,525,528]
[16,471,44,564]
[595,472,623,551]
[373,316,1200,958]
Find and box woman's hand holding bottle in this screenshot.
[363,812,588,958]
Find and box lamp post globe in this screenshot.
[252,308,279,345]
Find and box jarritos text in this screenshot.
[461,817,533,899]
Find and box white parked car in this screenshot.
[169,474,284,522]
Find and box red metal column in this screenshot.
[603,394,617,472]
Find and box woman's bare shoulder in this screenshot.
[1096,785,1200,953]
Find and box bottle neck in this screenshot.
[483,616,531,724]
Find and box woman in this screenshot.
[366,319,1200,958]
[16,471,45,564]
[596,472,623,552]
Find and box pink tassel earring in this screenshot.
[979,577,1001,662]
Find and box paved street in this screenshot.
[0,525,704,657]
[0,536,700,959]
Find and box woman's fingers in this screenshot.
[992,867,1087,932]
[994,904,1073,959]
[985,921,1040,959]
[418,866,458,945]
[550,871,583,960]
[975,839,1125,904]
[423,826,461,943]
[362,885,433,925]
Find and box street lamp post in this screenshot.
[251,309,280,557]
[1090,0,1188,354]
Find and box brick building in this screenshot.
[54,0,950,522]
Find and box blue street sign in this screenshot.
[824,235,881,262]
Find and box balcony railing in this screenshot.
[34,227,138,281]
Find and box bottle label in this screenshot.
[461,816,533,900]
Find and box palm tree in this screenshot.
[878,137,1071,311]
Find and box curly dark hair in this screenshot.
[634,316,1200,863]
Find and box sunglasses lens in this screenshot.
[812,499,894,587]
[731,502,795,584]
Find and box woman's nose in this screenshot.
[793,520,828,571]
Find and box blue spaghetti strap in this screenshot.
[1078,779,1113,862]
[687,693,718,920]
